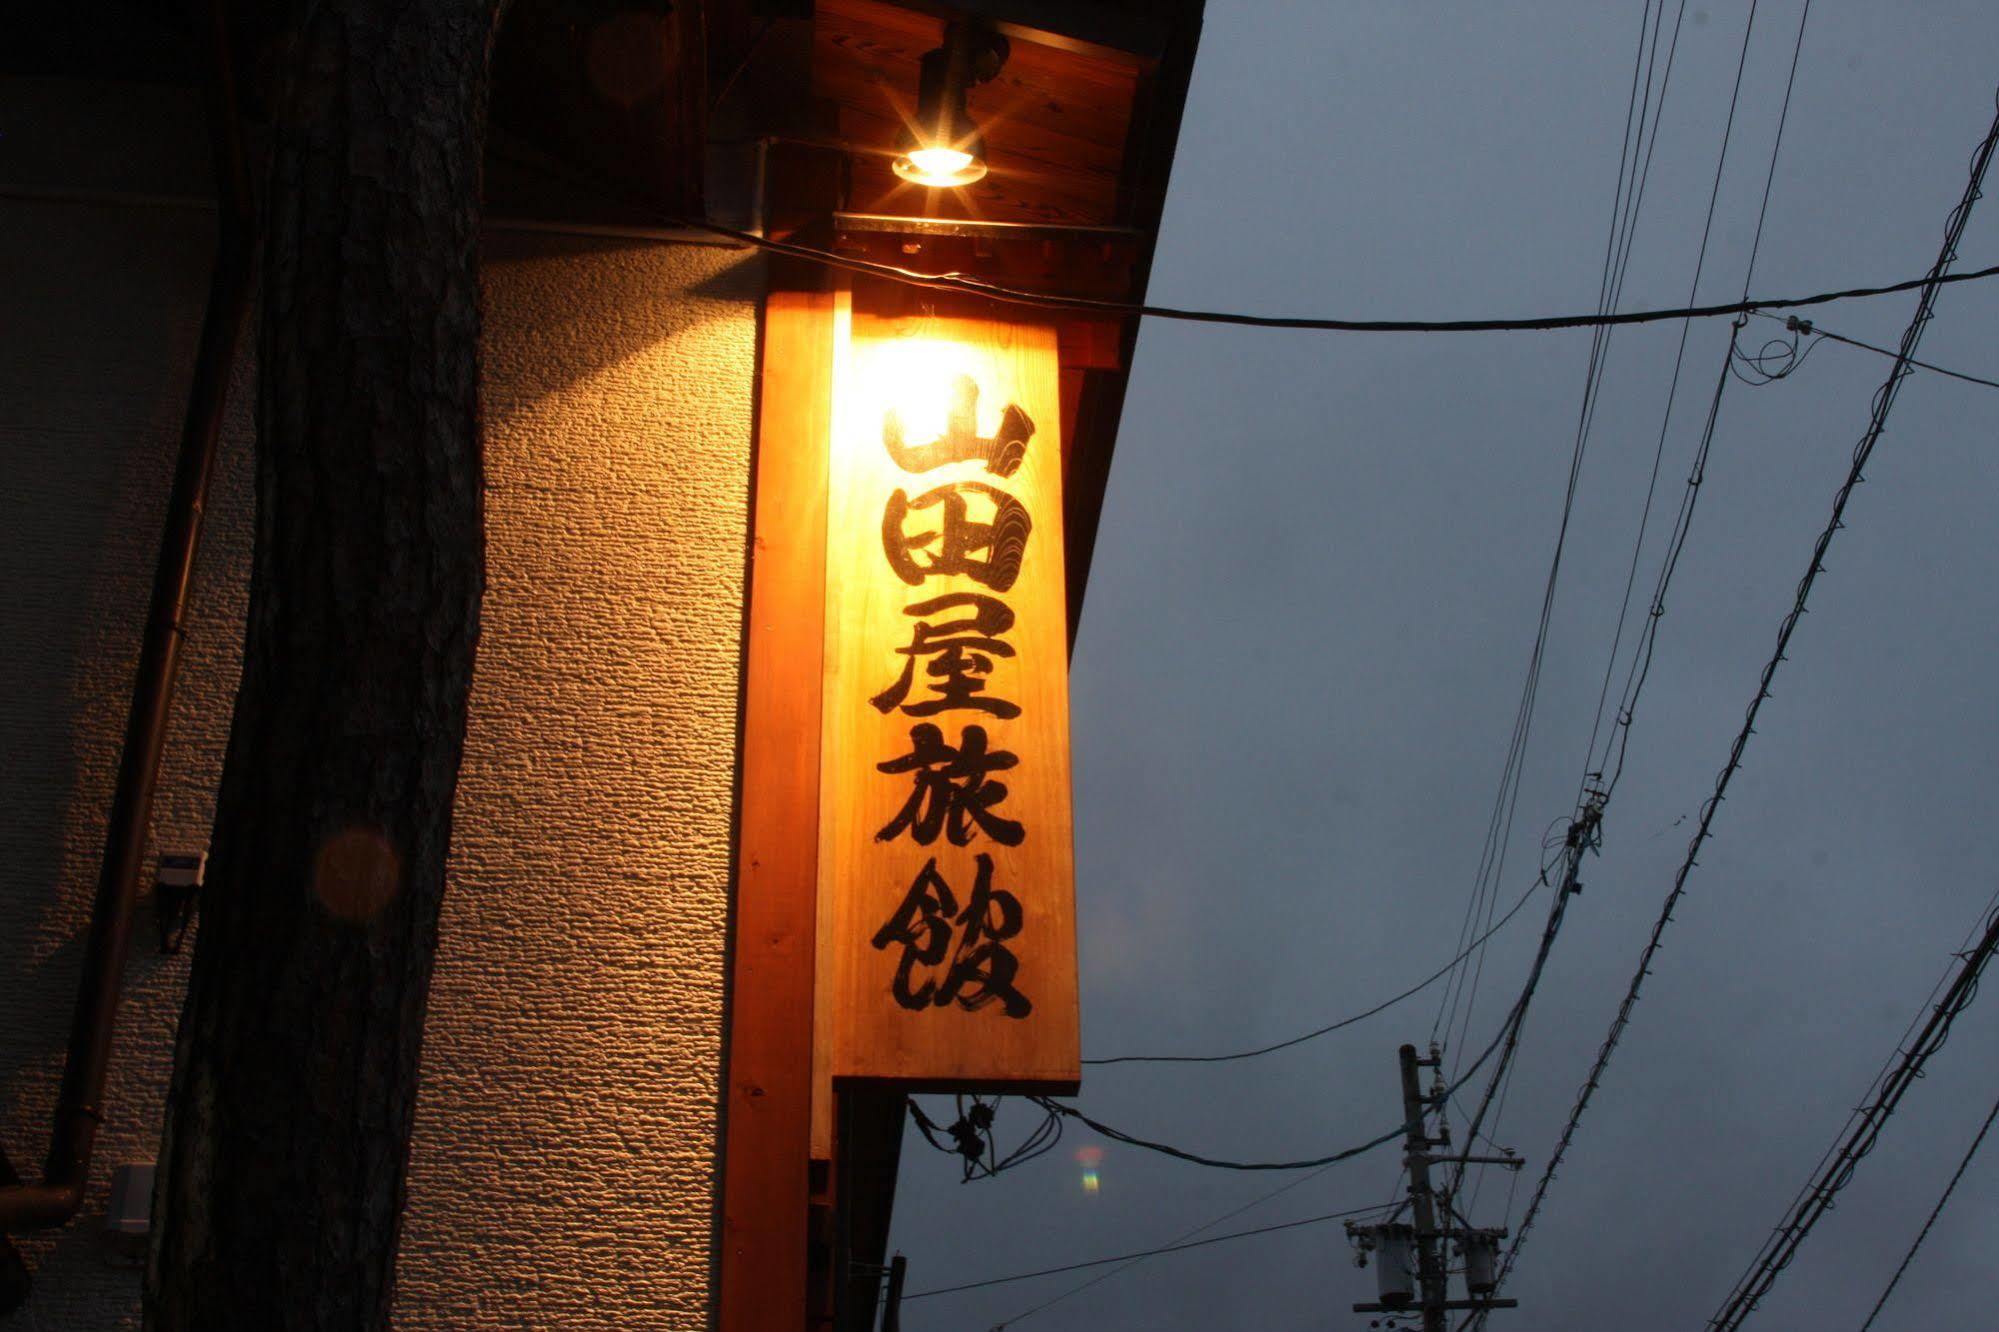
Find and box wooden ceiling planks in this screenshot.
[813,0,1141,225]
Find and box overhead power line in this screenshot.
[673,212,1999,335]
[1026,1097,1405,1175]
[495,88,1999,339]
[1579,0,1759,792]
[1581,0,1801,803]
[1032,963,1537,1172]
[1738,0,1813,301]
[1855,1083,1999,1332]
[1434,0,1693,1128]
[1803,322,1999,389]
[1747,311,1999,391]
[1444,801,1600,1199]
[998,877,1551,1317]
[993,1068,1495,1326]
[1084,872,1546,1067]
[1590,327,1737,803]
[988,1152,1370,1327]
[1472,84,1999,1330]
[902,1200,1392,1301]
[1451,0,1793,1227]
[1709,902,1999,1330]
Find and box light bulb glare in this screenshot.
[893,144,987,188]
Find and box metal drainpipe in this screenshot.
[0,0,254,1297]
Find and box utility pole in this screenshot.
[1400,1043,1448,1332]
[1348,1045,1520,1328]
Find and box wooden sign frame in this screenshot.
[722,273,1084,1331]
[812,288,1082,1099]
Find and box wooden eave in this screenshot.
[33,0,1206,643]
[796,0,1207,640]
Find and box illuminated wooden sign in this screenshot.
[816,305,1079,1088]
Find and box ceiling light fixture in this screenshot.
[892,21,1009,189]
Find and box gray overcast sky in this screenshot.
[887,3,1999,1330]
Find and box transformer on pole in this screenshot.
[1346,1044,1522,1328]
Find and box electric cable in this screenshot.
[1452,0,1784,1217]
[1451,309,1710,1245]
[1745,879,1999,1330]
[901,1200,1395,1302]
[487,65,1999,339]
[1433,0,1688,1086]
[670,211,1999,335]
[1739,0,1813,297]
[1467,85,1999,1331]
[988,1151,1393,1328]
[1463,1030,1526,1223]
[1084,870,1547,1066]
[1023,1101,1402,1176]
[1727,320,1827,385]
[1441,0,1671,1029]
[1855,1084,1999,1332]
[908,1095,1064,1182]
[1032,961,1537,1172]
[1595,325,1734,800]
[1747,311,1999,390]
[1443,799,1600,1199]
[1708,902,1999,1330]
[1578,0,1775,798]
[995,1108,1063,1174]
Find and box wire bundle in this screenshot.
[1478,81,1999,1329]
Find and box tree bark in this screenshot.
[149,3,502,1327]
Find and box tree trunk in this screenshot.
[149,3,502,1326]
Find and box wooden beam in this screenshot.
[720,276,835,1332]
[893,0,1171,62]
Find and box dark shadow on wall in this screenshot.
[0,201,208,1127]
[0,198,254,1299]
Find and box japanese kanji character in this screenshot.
[870,853,1032,1018]
[875,722,1024,847]
[870,592,1020,719]
[882,481,1031,592]
[883,374,1034,476]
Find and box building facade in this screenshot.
[0,3,1201,1325]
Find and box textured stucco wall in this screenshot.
[1,91,759,1324]
[398,236,758,1329]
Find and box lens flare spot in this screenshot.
[312,825,402,923]
[1075,1145,1104,1195]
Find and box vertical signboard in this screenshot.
[817,302,1079,1089]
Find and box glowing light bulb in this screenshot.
[891,23,1004,189]
[893,144,987,189]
